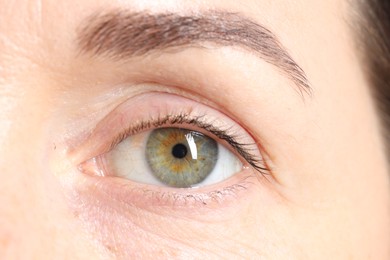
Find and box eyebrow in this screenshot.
[77,11,311,95]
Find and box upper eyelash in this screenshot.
[109,113,269,175]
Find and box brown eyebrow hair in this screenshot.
[77,11,311,95]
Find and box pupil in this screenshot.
[171,143,188,159]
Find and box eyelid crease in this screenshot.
[109,113,269,175]
[77,10,312,97]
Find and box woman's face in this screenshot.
[0,0,389,259]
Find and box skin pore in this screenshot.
[0,0,389,259]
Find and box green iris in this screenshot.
[146,128,218,188]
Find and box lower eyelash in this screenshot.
[105,173,256,208]
[158,183,249,206]
[109,113,269,175]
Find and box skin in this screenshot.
[0,0,389,259]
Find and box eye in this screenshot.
[105,127,242,188]
[78,92,267,191]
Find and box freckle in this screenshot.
[104,243,116,253]
[72,210,79,218]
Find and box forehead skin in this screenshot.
[0,0,389,259]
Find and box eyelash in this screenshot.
[108,113,268,175]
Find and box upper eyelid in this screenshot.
[72,92,267,175]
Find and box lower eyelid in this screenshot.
[78,166,258,213]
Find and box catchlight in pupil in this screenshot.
[146,128,218,188]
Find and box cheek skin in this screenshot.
[66,174,290,259]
